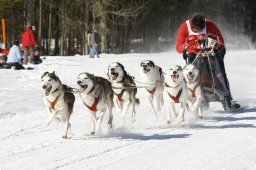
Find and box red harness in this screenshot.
[84,97,99,112]
[188,88,196,98]
[167,89,182,103]
[147,87,156,95]
[114,89,125,102]
[47,94,61,112]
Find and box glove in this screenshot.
[183,53,188,60]
[215,44,226,60]
[182,47,188,61]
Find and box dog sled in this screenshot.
[184,36,240,112]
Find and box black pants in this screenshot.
[3,62,25,70]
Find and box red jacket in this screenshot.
[22,28,37,48]
[176,19,224,53]
[0,48,9,54]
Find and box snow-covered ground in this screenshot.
[0,50,256,170]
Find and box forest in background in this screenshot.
[0,0,255,56]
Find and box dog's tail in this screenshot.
[63,85,75,114]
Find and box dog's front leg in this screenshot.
[156,94,161,111]
[107,105,113,128]
[176,103,186,123]
[148,94,158,120]
[95,109,106,134]
[46,109,61,125]
[113,97,122,112]
[89,112,97,135]
[194,95,203,118]
[167,103,176,124]
[120,101,130,127]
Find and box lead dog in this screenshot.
[165,65,188,124]
[183,64,203,119]
[140,60,164,120]
[41,71,75,138]
[107,62,139,126]
[77,72,114,135]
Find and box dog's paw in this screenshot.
[166,120,171,124]
[46,121,51,126]
[198,115,203,119]
[90,131,95,135]
[175,116,184,124]
[62,134,68,139]
[108,123,113,128]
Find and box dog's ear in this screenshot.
[41,71,49,79]
[177,65,182,71]
[117,62,127,76]
[48,72,61,83]
[87,73,95,80]
[149,60,155,68]
[182,65,187,70]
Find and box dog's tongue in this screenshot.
[110,73,118,79]
[45,87,52,96]
[171,75,178,81]
[79,85,88,92]
[188,75,193,81]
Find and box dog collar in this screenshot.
[51,84,61,93]
[87,86,95,94]
[167,89,182,103]
[84,97,99,112]
[165,83,180,88]
[47,94,61,112]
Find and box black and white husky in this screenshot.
[165,65,188,124]
[77,72,114,135]
[140,60,164,120]
[107,62,140,126]
[183,64,203,119]
[41,71,75,138]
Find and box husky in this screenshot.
[139,60,165,120]
[107,62,140,126]
[165,65,188,124]
[183,64,203,119]
[41,71,75,138]
[77,72,114,135]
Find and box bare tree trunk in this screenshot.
[26,0,35,24]
[84,0,90,55]
[100,12,107,53]
[48,0,52,54]
[60,0,64,56]
[38,0,42,44]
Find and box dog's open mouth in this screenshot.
[187,74,195,81]
[79,84,88,93]
[171,75,179,82]
[143,68,150,73]
[45,86,52,96]
[110,72,118,80]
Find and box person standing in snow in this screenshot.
[22,22,38,64]
[88,27,100,58]
[176,13,240,110]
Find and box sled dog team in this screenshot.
[41,60,203,138]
